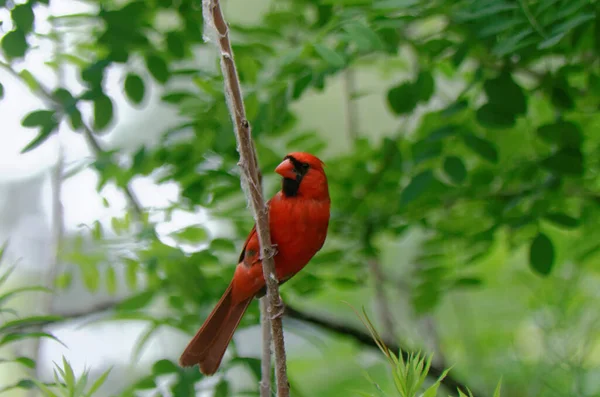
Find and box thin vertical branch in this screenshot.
[31,6,65,390]
[202,1,289,396]
[259,298,272,397]
[367,259,396,342]
[342,68,359,141]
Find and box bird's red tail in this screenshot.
[178,283,253,375]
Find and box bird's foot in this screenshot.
[269,297,285,320]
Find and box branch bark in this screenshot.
[34,300,480,397]
[202,1,288,395]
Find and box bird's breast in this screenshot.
[269,196,330,274]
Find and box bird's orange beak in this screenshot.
[275,158,296,179]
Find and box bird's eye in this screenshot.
[301,163,309,171]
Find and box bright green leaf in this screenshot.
[106,266,117,295]
[173,225,208,243]
[116,291,155,311]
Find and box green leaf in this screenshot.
[214,379,229,397]
[0,82,4,99]
[484,72,527,114]
[1,29,28,59]
[476,103,516,128]
[400,170,434,206]
[387,82,416,115]
[22,110,56,127]
[14,357,36,369]
[116,291,155,311]
[85,369,111,397]
[12,3,35,33]
[21,118,59,153]
[540,148,583,176]
[152,359,179,375]
[536,120,582,149]
[166,31,186,58]
[462,133,498,163]
[172,225,208,243]
[0,286,52,307]
[529,233,554,276]
[124,258,138,290]
[0,332,65,348]
[55,272,72,290]
[93,94,113,131]
[443,156,467,183]
[106,266,117,295]
[343,21,383,51]
[81,263,100,292]
[313,43,345,68]
[493,379,502,397]
[415,70,434,102]
[124,73,145,104]
[544,212,579,229]
[145,54,169,83]
[0,316,63,333]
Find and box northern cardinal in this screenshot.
[179,152,330,375]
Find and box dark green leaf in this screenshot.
[540,148,583,176]
[21,110,55,127]
[116,291,155,311]
[476,104,515,129]
[462,134,498,163]
[544,212,579,229]
[443,156,467,183]
[313,43,345,68]
[124,73,145,104]
[0,332,65,348]
[0,82,4,99]
[93,94,114,131]
[1,29,28,59]
[14,357,36,369]
[21,119,59,153]
[12,4,34,33]
[453,277,483,288]
[529,233,555,276]
[134,377,156,390]
[415,70,434,102]
[166,31,186,58]
[411,140,442,164]
[536,120,582,149]
[214,379,229,397]
[400,170,434,206]
[387,82,416,115]
[145,55,169,83]
[482,72,527,119]
[152,359,179,375]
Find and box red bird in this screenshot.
[179,152,331,375]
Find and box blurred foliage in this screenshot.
[2,0,600,396]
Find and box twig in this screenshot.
[202,1,288,395]
[23,298,481,396]
[342,68,359,141]
[284,306,482,397]
[367,259,396,342]
[259,298,272,397]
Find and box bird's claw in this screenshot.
[269,297,285,320]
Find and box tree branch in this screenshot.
[33,299,482,396]
[202,1,288,395]
[284,306,483,397]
